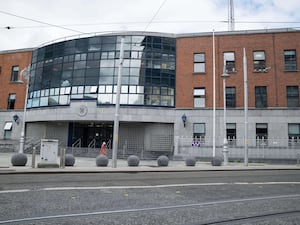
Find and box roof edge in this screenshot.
[0,48,34,54]
[176,27,300,38]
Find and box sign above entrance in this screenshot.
[78,105,88,117]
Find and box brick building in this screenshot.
[0,29,299,160]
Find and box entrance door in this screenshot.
[69,122,113,148]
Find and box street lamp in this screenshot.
[11,66,30,166]
[17,66,30,154]
[221,59,230,166]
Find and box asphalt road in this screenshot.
[0,170,300,224]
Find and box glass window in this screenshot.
[74,61,86,69]
[7,94,16,109]
[11,66,19,81]
[194,88,205,108]
[253,51,266,72]
[288,124,300,146]
[40,97,49,106]
[226,123,236,146]
[48,96,59,106]
[100,60,114,67]
[286,86,299,107]
[194,53,205,73]
[284,50,297,71]
[128,94,143,105]
[224,52,236,72]
[59,95,70,105]
[255,86,267,108]
[226,87,236,108]
[256,123,268,146]
[193,123,205,141]
[4,122,13,139]
[98,94,113,104]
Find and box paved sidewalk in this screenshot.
[1,152,299,174]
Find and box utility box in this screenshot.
[38,139,59,168]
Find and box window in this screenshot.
[253,51,266,72]
[7,94,16,109]
[286,86,299,107]
[288,124,300,146]
[11,66,19,81]
[227,123,236,146]
[255,86,267,108]
[0,66,2,75]
[194,88,205,108]
[194,53,205,73]
[224,52,236,72]
[4,122,13,139]
[226,87,236,108]
[284,50,297,71]
[193,123,205,141]
[256,123,268,146]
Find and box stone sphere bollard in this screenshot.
[157,155,169,167]
[127,155,140,167]
[185,156,196,166]
[11,153,28,166]
[211,156,223,166]
[65,154,75,166]
[96,155,109,167]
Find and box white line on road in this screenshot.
[0,189,30,194]
[0,194,299,224]
[1,182,300,194]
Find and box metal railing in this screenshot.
[177,136,300,161]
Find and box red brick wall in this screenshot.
[176,31,300,108]
[0,50,32,110]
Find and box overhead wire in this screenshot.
[144,0,168,31]
[2,20,300,30]
[0,10,84,34]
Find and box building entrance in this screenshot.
[68,122,113,148]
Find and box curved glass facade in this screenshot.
[28,34,176,108]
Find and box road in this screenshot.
[0,170,300,224]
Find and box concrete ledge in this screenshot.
[37,163,59,168]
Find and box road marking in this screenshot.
[1,182,300,194]
[0,189,30,194]
[0,194,299,224]
[43,182,300,191]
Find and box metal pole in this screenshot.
[19,70,29,153]
[222,58,229,166]
[112,36,125,168]
[32,146,36,168]
[212,30,216,157]
[243,48,249,166]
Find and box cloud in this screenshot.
[0,0,299,51]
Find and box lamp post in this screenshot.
[11,66,30,166]
[221,59,229,166]
[112,36,125,168]
[18,66,30,153]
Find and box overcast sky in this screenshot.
[1,0,300,51]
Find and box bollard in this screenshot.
[31,147,36,168]
[60,148,66,168]
[297,154,300,167]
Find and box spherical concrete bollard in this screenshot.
[96,155,109,167]
[157,155,169,167]
[11,153,28,166]
[65,154,75,166]
[185,156,196,166]
[211,156,222,166]
[127,155,140,167]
